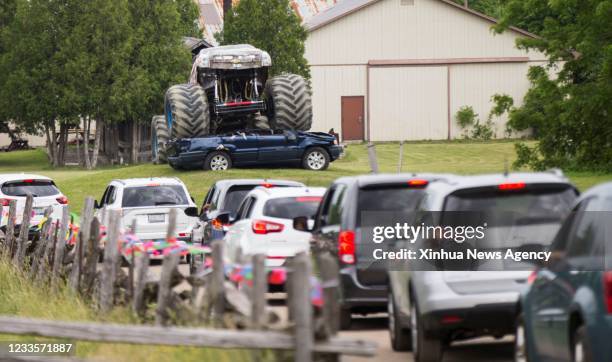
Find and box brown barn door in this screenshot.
[341,96,364,141]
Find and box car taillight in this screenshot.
[499,182,526,191]
[604,271,612,314]
[527,269,538,285]
[56,196,69,205]
[252,220,284,234]
[0,198,11,207]
[407,179,429,187]
[338,230,356,264]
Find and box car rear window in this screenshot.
[222,184,297,217]
[443,185,576,226]
[263,196,323,220]
[1,180,60,197]
[357,186,425,226]
[122,185,188,208]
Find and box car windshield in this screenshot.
[264,196,323,220]
[122,185,188,207]
[357,186,426,227]
[1,180,60,197]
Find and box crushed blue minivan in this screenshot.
[166,129,343,171]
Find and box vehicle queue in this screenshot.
[0,171,610,362]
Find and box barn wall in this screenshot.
[310,65,367,133]
[305,0,545,65]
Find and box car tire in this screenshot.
[572,326,592,362]
[151,115,169,164]
[412,300,443,362]
[264,74,312,131]
[388,290,413,351]
[204,151,232,171]
[164,84,210,139]
[340,308,352,330]
[302,147,330,171]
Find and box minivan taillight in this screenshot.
[252,220,284,234]
[338,230,356,264]
[604,271,612,314]
[56,196,69,205]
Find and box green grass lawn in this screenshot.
[0,141,610,212]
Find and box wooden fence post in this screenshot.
[51,206,70,290]
[289,252,313,362]
[99,210,120,313]
[367,142,379,174]
[211,240,225,326]
[251,254,266,330]
[37,221,57,284]
[5,200,17,259]
[13,193,33,268]
[133,252,149,318]
[155,252,180,326]
[29,207,53,279]
[82,217,101,298]
[317,252,341,338]
[69,197,95,291]
[398,141,404,173]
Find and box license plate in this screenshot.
[148,214,165,223]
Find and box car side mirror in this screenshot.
[184,206,199,218]
[216,211,231,225]
[293,216,313,232]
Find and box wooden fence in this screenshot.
[0,195,377,361]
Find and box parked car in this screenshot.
[224,186,326,269]
[166,129,343,171]
[516,182,612,362]
[95,178,198,259]
[388,172,578,361]
[294,173,452,330]
[185,178,304,274]
[0,174,67,235]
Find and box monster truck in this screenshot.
[152,44,312,163]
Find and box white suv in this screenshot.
[224,186,326,267]
[95,178,198,249]
[387,172,579,361]
[0,173,67,231]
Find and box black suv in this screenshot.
[300,173,451,329]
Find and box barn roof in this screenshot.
[304,0,537,38]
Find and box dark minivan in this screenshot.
[298,173,451,328]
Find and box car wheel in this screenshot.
[572,326,592,362]
[515,313,529,362]
[302,147,330,171]
[388,290,413,351]
[340,308,352,330]
[204,151,232,171]
[411,300,443,362]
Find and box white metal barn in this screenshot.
[304,0,547,141]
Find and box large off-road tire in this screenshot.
[151,116,169,164]
[164,84,210,139]
[264,74,312,131]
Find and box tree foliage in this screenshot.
[494,0,612,171]
[0,0,198,167]
[218,0,310,79]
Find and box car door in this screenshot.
[531,198,593,360]
[221,132,258,164]
[257,130,291,162]
[312,185,342,255]
[97,185,117,220]
[224,196,255,262]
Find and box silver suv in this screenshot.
[387,172,578,361]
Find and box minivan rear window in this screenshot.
[357,186,425,226]
[122,185,188,207]
[1,180,60,197]
[263,196,322,220]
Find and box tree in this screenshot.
[494,0,612,171]
[218,0,310,79]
